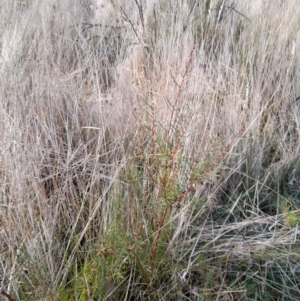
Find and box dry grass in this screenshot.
[0,0,300,300]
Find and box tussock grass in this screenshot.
[1,0,300,300]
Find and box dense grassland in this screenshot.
[1,0,300,300]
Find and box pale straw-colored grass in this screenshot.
[0,0,300,300]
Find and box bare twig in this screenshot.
[0,290,16,301]
[134,0,145,30]
[120,6,143,45]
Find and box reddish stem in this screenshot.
[167,42,196,142]
[151,206,169,267]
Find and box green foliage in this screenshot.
[59,226,132,301]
